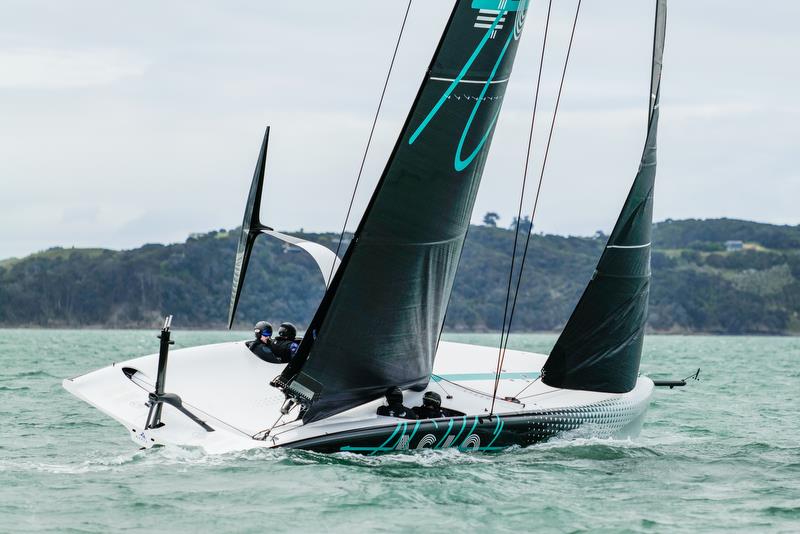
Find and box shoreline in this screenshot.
[1,325,797,337]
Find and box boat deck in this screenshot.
[64,340,652,453]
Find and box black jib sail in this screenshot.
[280,0,532,422]
[541,0,667,394]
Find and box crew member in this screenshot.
[246,320,294,364]
[376,386,417,419]
[413,391,445,419]
[269,322,299,363]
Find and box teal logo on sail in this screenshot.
[471,0,524,12]
[408,1,528,172]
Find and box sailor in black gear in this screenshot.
[268,322,299,363]
[413,391,445,419]
[376,386,417,419]
[246,320,292,364]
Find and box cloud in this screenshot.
[0,1,798,260]
[0,48,149,89]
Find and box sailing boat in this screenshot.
[63,0,668,454]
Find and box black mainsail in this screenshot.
[541,0,667,394]
[279,0,532,422]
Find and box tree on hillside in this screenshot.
[510,216,533,234]
[483,212,500,227]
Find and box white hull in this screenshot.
[63,340,653,454]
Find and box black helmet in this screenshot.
[422,391,441,408]
[254,321,273,339]
[385,386,403,405]
[278,322,297,340]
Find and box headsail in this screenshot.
[541,0,667,393]
[228,126,340,328]
[280,0,532,422]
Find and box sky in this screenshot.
[1,0,798,260]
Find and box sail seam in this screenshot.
[430,76,509,84]
[364,236,464,247]
[594,273,651,280]
[606,242,651,249]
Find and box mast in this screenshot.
[541,0,667,393]
[278,0,533,422]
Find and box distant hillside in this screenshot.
[653,218,800,250]
[1,218,799,334]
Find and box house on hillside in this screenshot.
[725,240,744,252]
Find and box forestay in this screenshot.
[280,0,533,422]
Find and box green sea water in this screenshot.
[1,330,798,533]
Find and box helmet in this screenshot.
[385,386,403,405]
[422,391,441,408]
[254,321,273,339]
[278,322,297,340]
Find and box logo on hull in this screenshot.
[339,415,506,455]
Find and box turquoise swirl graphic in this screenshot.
[408,2,526,171]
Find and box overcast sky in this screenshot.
[1,1,797,260]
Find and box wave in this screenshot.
[0,385,30,392]
[8,370,56,379]
[762,506,800,518]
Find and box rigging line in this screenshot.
[519,390,553,401]
[495,0,583,409]
[490,0,554,416]
[253,412,285,440]
[513,375,541,398]
[431,374,454,399]
[433,374,500,400]
[326,0,414,288]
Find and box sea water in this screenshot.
[0,330,798,533]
